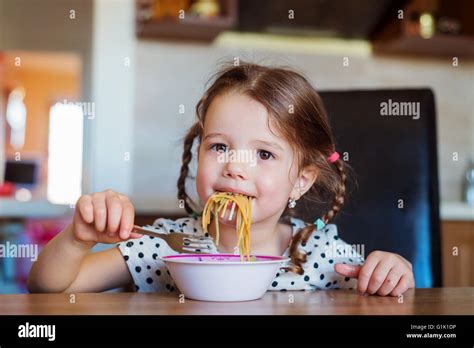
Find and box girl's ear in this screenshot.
[290,166,318,200]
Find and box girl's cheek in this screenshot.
[196,156,218,201]
[195,173,206,203]
[196,168,210,202]
[254,172,292,211]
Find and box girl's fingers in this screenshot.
[390,274,413,297]
[377,267,402,296]
[91,193,107,232]
[117,194,142,239]
[334,263,361,278]
[130,232,143,239]
[367,260,393,295]
[77,195,93,224]
[357,253,381,294]
[105,194,123,237]
[119,201,135,240]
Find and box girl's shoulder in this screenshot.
[289,217,363,261]
[288,216,340,238]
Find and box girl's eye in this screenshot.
[258,150,274,160]
[210,143,227,153]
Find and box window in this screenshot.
[47,102,83,204]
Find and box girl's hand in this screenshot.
[72,189,142,247]
[334,251,415,296]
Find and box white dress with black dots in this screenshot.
[116,216,364,293]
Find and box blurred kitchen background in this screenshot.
[0,0,472,293]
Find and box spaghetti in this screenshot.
[201,192,253,261]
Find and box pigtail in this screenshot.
[283,155,349,275]
[281,223,315,275]
[177,122,202,215]
[321,157,348,224]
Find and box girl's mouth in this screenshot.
[214,188,256,199]
[212,192,255,225]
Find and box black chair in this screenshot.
[296,89,441,288]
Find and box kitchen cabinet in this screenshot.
[441,220,474,286]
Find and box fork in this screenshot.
[132,225,214,254]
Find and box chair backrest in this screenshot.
[295,89,441,287]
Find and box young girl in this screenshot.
[28,62,414,296]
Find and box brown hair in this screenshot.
[177,62,350,274]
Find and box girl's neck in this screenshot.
[206,212,293,256]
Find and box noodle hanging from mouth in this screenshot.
[201,192,253,261]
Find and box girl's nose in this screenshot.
[223,161,248,180]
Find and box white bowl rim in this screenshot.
[159,253,290,265]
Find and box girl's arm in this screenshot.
[62,246,131,293]
[28,189,142,293]
[28,224,131,293]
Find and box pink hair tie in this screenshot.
[327,151,340,163]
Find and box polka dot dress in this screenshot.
[116,216,364,293]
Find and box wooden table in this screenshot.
[0,288,472,315]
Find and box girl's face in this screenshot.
[196,92,313,226]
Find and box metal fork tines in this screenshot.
[132,225,214,254]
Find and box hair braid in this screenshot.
[282,156,349,275]
[177,122,201,215]
[321,158,347,224]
